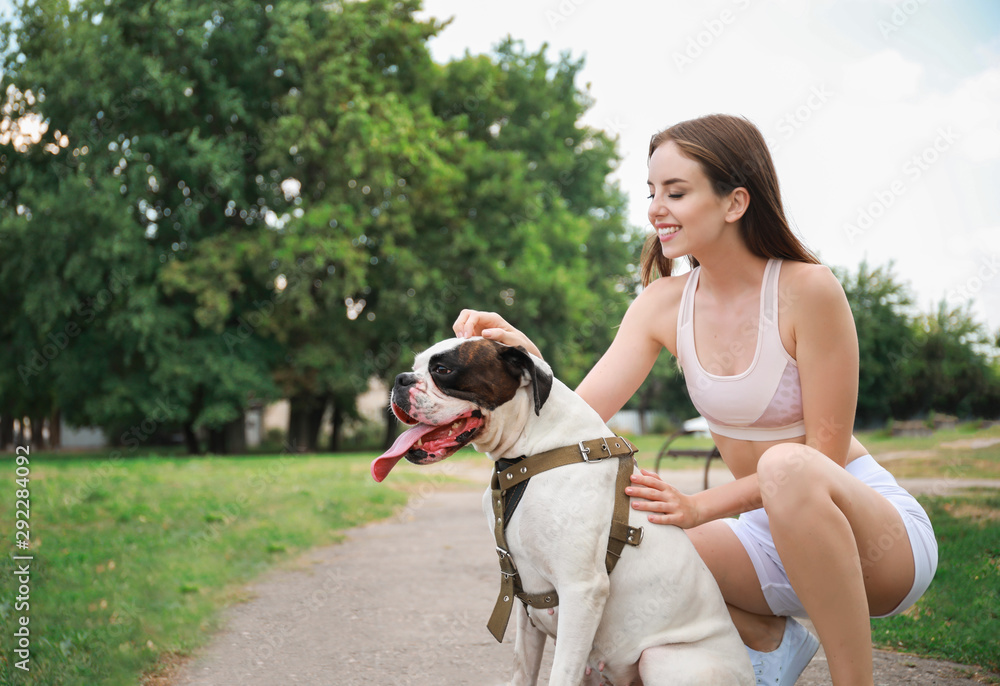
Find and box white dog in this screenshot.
[372,338,753,686]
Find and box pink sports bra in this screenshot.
[675,258,806,441]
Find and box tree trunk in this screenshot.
[306,401,326,453]
[287,396,309,453]
[329,401,345,452]
[288,394,324,453]
[186,387,205,455]
[207,428,225,454]
[49,409,61,448]
[0,414,13,449]
[637,392,649,436]
[29,414,46,449]
[224,416,247,454]
[183,422,202,455]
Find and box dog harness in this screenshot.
[487,435,643,642]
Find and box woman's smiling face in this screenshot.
[647,140,734,259]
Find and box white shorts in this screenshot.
[723,454,938,618]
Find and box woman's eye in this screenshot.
[668,193,684,199]
[646,193,654,200]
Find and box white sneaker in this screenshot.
[745,617,820,686]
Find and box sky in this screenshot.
[417,0,1000,336]
[2,0,998,335]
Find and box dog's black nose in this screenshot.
[396,372,417,388]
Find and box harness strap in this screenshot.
[495,456,530,523]
[486,436,642,643]
[494,436,637,490]
[607,455,644,571]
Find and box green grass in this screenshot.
[857,421,1000,455]
[0,451,446,686]
[866,428,1000,481]
[871,489,1000,678]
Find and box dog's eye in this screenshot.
[431,364,453,375]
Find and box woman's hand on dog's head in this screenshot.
[453,309,543,359]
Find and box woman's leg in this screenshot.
[685,520,787,650]
[756,444,916,686]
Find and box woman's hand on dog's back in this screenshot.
[452,309,543,359]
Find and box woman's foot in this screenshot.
[745,617,820,685]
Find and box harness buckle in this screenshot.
[578,441,592,462]
[497,546,518,578]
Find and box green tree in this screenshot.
[1,0,292,452]
[834,260,920,426]
[897,300,1000,419]
[2,1,640,455]
[426,39,639,388]
[270,24,639,449]
[250,0,456,450]
[835,261,1000,425]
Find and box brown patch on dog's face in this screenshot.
[426,339,524,410]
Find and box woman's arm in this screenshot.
[575,277,680,422]
[455,275,682,423]
[790,265,859,467]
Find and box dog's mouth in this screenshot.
[391,402,418,425]
[370,407,485,482]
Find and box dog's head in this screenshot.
[370,337,553,482]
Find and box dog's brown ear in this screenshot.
[498,344,553,415]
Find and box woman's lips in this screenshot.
[657,225,681,242]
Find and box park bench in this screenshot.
[653,428,722,491]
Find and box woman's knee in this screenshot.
[757,444,828,513]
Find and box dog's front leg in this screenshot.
[509,603,547,686]
[548,575,610,686]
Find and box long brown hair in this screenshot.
[640,114,818,286]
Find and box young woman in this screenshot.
[453,114,937,686]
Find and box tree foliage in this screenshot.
[2,0,299,452]
[1,0,639,452]
[2,2,995,453]
[837,261,1000,424]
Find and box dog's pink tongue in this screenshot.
[370,423,439,482]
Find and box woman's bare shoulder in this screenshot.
[779,262,855,351]
[634,271,691,307]
[779,261,845,310]
[627,272,692,355]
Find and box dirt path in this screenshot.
[166,466,999,686]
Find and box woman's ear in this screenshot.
[725,187,750,223]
